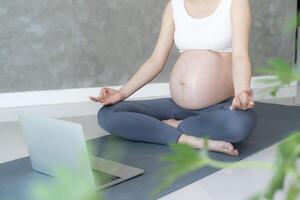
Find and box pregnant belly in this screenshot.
[169,50,235,110]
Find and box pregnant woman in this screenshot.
[90,0,258,156]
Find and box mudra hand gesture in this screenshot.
[230,88,255,111]
[89,87,125,106]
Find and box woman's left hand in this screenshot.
[230,88,255,111]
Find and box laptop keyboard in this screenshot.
[92,169,121,185]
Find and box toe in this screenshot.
[227,143,234,151]
[234,149,239,156]
[224,149,235,156]
[221,146,233,155]
[222,142,233,151]
[223,143,237,156]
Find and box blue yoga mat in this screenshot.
[0,101,300,200]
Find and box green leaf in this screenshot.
[255,58,300,97]
[153,131,300,200]
[31,168,102,200]
[151,136,210,196]
[263,132,300,199]
[246,192,263,200]
[29,148,104,200]
[257,58,300,83]
[284,12,300,33]
[286,180,300,200]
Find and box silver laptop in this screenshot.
[17,111,144,190]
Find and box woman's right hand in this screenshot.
[89,87,126,106]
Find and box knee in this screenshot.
[97,105,116,132]
[97,101,133,133]
[225,109,258,143]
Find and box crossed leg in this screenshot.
[162,107,257,155]
[97,97,258,156]
[98,97,184,144]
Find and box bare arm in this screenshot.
[229,0,255,110]
[118,1,175,99]
[231,0,252,96]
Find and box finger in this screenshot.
[105,88,114,93]
[102,88,109,99]
[238,92,248,110]
[230,97,240,110]
[247,101,255,109]
[232,101,240,110]
[230,101,236,110]
[91,96,105,104]
[230,99,236,110]
[98,97,105,104]
[240,93,250,110]
[98,88,104,97]
[101,95,111,105]
[91,88,105,102]
[99,88,106,98]
[241,100,255,110]
[102,100,113,106]
[89,96,99,102]
[244,88,254,102]
[245,89,255,109]
[102,94,119,106]
[230,104,236,111]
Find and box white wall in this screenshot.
[0,76,298,123]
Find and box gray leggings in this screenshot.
[97,96,258,145]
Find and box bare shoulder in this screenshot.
[148,0,175,66]
[231,0,251,14]
[230,0,251,23]
[165,0,174,18]
[231,0,251,57]
[231,0,250,6]
[163,0,175,29]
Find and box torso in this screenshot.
[169,0,234,109]
[169,49,234,110]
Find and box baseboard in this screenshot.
[0,76,297,123]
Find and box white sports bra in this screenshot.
[171,0,233,53]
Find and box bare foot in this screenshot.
[178,134,239,156]
[161,119,183,128]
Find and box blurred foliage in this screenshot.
[153,52,300,198]
[152,136,274,196]
[28,139,127,200]
[285,12,300,33]
[255,58,300,97]
[154,133,300,200]
[30,167,103,200]
[152,45,300,197]
[151,136,210,197]
[30,146,103,200]
[153,47,300,199]
[248,132,300,200]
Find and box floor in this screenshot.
[159,143,287,200]
[0,97,299,199]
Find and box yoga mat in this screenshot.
[1,101,300,200]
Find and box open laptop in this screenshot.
[17,111,144,190]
